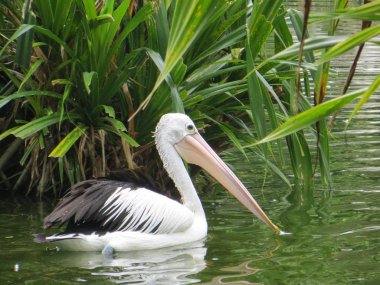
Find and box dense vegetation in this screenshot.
[0,0,379,195]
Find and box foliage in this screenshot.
[0,0,379,195]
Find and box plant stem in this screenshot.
[0,138,23,171]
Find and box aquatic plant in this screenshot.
[0,0,379,195]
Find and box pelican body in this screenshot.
[36,113,280,252]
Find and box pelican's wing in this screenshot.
[101,186,194,234]
[44,179,194,235]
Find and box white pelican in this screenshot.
[35,113,280,252]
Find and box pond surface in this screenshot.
[1,2,380,285]
[1,145,380,285]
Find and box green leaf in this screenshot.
[133,1,222,116]
[0,127,19,141]
[247,36,345,77]
[15,0,35,68]
[0,90,63,108]
[49,125,88,157]
[103,117,127,132]
[164,1,215,74]
[191,26,246,68]
[118,132,140,148]
[101,105,116,118]
[255,87,368,144]
[0,24,34,56]
[313,0,380,22]
[18,59,44,91]
[0,62,21,88]
[89,14,115,29]
[211,118,247,159]
[83,71,97,94]
[32,25,75,58]
[100,121,140,147]
[254,151,292,188]
[186,54,242,89]
[33,0,53,28]
[10,113,77,139]
[146,49,184,113]
[154,0,169,55]
[106,3,153,69]
[317,25,380,65]
[348,75,380,125]
[101,0,130,57]
[52,0,75,34]
[82,0,97,20]
[20,137,39,165]
[59,84,73,128]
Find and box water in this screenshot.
[1,2,380,285]
[2,168,380,284]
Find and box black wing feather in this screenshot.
[44,180,131,232]
[106,168,179,200]
[43,168,186,235]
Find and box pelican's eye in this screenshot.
[186,123,195,132]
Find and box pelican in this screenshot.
[35,113,280,252]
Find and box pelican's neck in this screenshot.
[156,140,205,216]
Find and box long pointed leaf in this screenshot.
[146,49,184,113]
[49,125,88,157]
[256,87,368,144]
[132,1,223,118]
[11,113,78,139]
[18,59,44,91]
[348,75,380,125]
[0,24,34,56]
[0,90,63,108]
[317,25,380,65]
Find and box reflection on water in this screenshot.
[200,260,260,285]
[51,241,207,284]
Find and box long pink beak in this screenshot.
[175,132,280,234]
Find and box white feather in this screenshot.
[101,187,194,234]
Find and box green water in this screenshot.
[1,109,380,282]
[1,117,380,284]
[1,151,379,284]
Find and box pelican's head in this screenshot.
[155,113,281,234]
[155,113,197,146]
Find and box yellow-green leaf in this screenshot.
[49,125,88,157]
